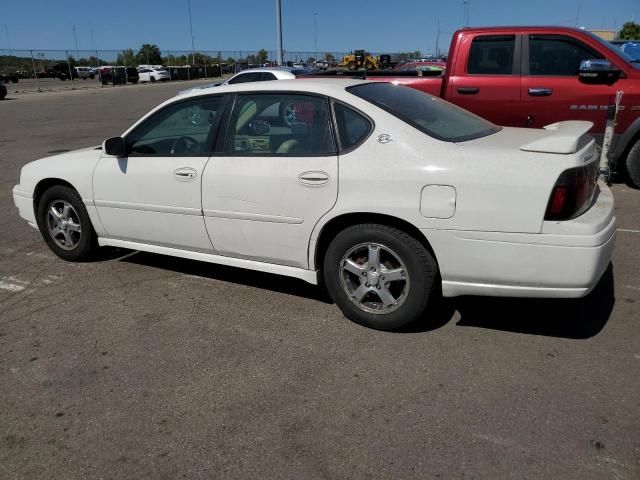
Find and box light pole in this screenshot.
[73,26,80,59]
[187,0,196,64]
[276,0,284,66]
[313,11,317,65]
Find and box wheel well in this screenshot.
[313,213,439,271]
[33,178,76,211]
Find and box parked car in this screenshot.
[138,67,170,83]
[311,26,640,188]
[74,67,95,79]
[100,67,139,85]
[0,72,19,83]
[12,80,615,330]
[177,67,311,95]
[0,81,7,100]
[45,63,78,81]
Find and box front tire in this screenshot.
[323,224,438,330]
[36,185,98,261]
[150,76,156,83]
[625,139,640,189]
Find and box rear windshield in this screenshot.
[347,82,500,142]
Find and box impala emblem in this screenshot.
[377,134,393,144]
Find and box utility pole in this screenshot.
[435,20,440,57]
[4,24,11,51]
[187,0,196,64]
[313,11,317,64]
[73,26,79,59]
[276,0,284,66]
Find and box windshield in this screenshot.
[583,30,639,67]
[348,83,500,142]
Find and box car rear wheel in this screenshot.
[150,76,156,83]
[37,185,98,262]
[625,139,640,189]
[323,224,438,330]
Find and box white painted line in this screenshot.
[0,281,26,292]
[617,229,640,233]
[623,285,640,291]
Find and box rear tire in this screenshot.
[347,61,357,71]
[150,76,156,83]
[36,185,98,262]
[323,224,438,330]
[625,139,640,189]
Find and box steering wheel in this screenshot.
[170,136,199,155]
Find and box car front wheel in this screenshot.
[323,224,438,330]
[37,185,98,261]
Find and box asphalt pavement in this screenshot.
[0,82,639,479]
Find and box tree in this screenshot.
[618,21,640,40]
[257,49,269,65]
[116,48,136,66]
[136,44,162,65]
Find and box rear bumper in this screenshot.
[425,181,616,299]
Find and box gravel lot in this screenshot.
[1,82,639,479]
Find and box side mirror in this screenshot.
[104,136,126,156]
[579,59,621,84]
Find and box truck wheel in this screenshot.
[36,185,98,262]
[365,61,375,70]
[323,224,438,331]
[625,139,640,189]
[347,61,357,71]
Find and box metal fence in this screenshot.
[0,49,368,93]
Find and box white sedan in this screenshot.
[137,67,170,83]
[178,67,310,95]
[12,80,615,330]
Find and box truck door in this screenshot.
[520,34,619,134]
[447,34,523,127]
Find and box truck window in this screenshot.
[468,35,515,75]
[528,34,603,76]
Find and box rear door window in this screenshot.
[468,35,516,75]
[528,34,603,76]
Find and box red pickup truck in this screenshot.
[324,27,640,187]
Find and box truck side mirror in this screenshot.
[579,59,621,85]
[103,137,126,157]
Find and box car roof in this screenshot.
[178,78,369,99]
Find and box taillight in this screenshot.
[545,163,598,221]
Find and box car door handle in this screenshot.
[457,87,479,94]
[173,167,198,181]
[528,88,553,96]
[298,171,329,186]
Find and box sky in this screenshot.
[1,0,638,55]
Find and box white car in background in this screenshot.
[138,67,170,83]
[74,67,95,79]
[12,80,615,331]
[177,67,310,95]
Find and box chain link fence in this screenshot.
[1,49,366,93]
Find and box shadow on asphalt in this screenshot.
[454,264,615,339]
[117,251,615,338]
[121,250,332,303]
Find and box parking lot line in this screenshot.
[617,229,640,233]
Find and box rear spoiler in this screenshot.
[520,121,594,154]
